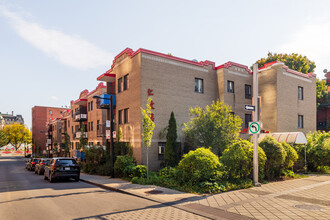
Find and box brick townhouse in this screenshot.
[97,48,316,170]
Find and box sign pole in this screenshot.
[253,63,261,186]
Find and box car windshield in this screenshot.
[55,159,77,166]
[33,159,39,162]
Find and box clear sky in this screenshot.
[1,0,330,129]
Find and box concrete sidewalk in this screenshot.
[80,173,330,220]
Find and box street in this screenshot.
[0,156,207,220]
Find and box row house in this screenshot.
[97,48,316,170]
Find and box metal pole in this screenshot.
[253,63,261,186]
[109,95,114,178]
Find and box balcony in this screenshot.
[97,124,106,137]
[75,131,88,139]
[74,110,87,122]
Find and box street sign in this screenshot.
[106,130,110,139]
[106,120,111,128]
[245,104,255,111]
[113,131,116,139]
[249,122,261,134]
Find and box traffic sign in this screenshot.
[249,122,261,134]
[245,105,255,111]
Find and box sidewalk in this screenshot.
[80,173,330,220]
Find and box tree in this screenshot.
[78,122,87,150]
[141,98,155,178]
[63,133,71,157]
[183,101,242,155]
[255,52,316,74]
[0,130,8,147]
[3,123,31,151]
[165,112,179,167]
[317,78,328,108]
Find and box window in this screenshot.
[68,120,70,128]
[49,110,53,115]
[245,114,252,128]
[158,142,166,160]
[118,77,122,93]
[91,101,93,111]
[124,74,129,91]
[245,84,252,99]
[91,121,93,131]
[298,115,304,128]
[298,86,303,100]
[88,102,90,111]
[124,108,129,124]
[118,110,123,124]
[227,81,234,93]
[97,120,100,130]
[195,78,203,93]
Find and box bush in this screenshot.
[221,140,267,180]
[159,167,176,179]
[96,162,111,176]
[200,181,225,194]
[132,165,147,178]
[259,136,286,179]
[281,142,298,169]
[305,131,330,171]
[114,155,136,177]
[176,147,222,184]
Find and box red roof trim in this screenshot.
[216,61,252,74]
[73,98,87,104]
[97,47,217,79]
[97,73,116,81]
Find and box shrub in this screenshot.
[176,147,222,184]
[305,131,330,171]
[159,167,176,179]
[132,165,147,178]
[96,162,111,176]
[221,140,267,180]
[199,181,225,194]
[114,155,136,177]
[259,136,286,179]
[281,142,298,169]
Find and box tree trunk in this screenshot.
[147,146,149,179]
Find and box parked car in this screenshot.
[27,158,39,171]
[35,158,51,175]
[25,158,32,169]
[44,158,80,182]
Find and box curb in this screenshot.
[80,178,220,219]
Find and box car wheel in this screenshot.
[75,176,80,182]
[44,173,48,180]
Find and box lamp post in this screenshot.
[93,94,115,178]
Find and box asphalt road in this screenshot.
[0,156,207,220]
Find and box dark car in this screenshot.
[44,158,80,182]
[35,158,50,175]
[25,158,32,169]
[27,158,39,171]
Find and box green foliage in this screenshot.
[114,141,133,158]
[62,132,71,157]
[316,78,328,108]
[3,123,32,150]
[78,123,87,150]
[306,131,330,171]
[221,140,267,180]
[114,155,137,177]
[282,169,295,178]
[200,181,226,194]
[159,167,176,179]
[0,130,8,147]
[83,146,107,174]
[183,101,242,155]
[176,147,222,184]
[165,112,180,166]
[141,98,156,178]
[281,142,298,169]
[132,165,147,178]
[255,52,316,74]
[259,136,286,179]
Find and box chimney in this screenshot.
[12,111,14,116]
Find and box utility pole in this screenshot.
[253,63,261,186]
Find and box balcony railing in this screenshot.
[75,131,88,139]
[97,124,106,137]
[74,111,87,122]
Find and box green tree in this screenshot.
[317,78,328,108]
[305,131,330,171]
[165,112,179,167]
[141,98,155,178]
[3,123,32,150]
[78,122,87,150]
[255,52,316,74]
[183,101,242,155]
[63,133,71,157]
[0,130,8,147]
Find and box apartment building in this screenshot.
[97,48,317,170]
[32,106,69,153]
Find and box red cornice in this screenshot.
[216,61,252,74]
[98,47,217,79]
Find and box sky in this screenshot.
[1,0,330,129]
